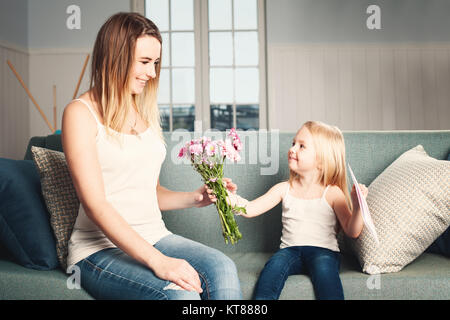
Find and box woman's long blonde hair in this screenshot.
[89,12,163,141]
[289,121,352,210]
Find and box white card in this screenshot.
[348,164,380,245]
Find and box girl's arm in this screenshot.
[62,101,202,294]
[329,184,367,239]
[227,181,287,218]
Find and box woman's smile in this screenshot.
[137,78,148,87]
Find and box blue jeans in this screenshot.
[253,246,344,300]
[75,234,242,300]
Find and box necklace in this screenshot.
[130,112,139,135]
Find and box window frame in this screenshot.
[133,0,267,131]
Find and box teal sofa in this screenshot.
[1,130,449,300]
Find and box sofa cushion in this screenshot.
[0,158,58,270]
[229,252,450,300]
[31,147,80,271]
[426,227,450,257]
[0,259,93,299]
[347,145,450,274]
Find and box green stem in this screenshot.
[196,163,243,244]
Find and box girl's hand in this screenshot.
[223,177,237,194]
[193,178,237,207]
[204,177,237,204]
[351,183,368,210]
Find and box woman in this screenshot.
[62,12,242,300]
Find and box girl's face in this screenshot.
[288,126,318,174]
[129,35,161,95]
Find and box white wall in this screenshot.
[28,0,131,49]
[0,0,130,159]
[266,0,450,44]
[28,51,92,136]
[266,0,450,131]
[0,0,28,48]
[2,0,450,159]
[267,43,450,131]
[0,46,29,159]
[28,0,130,138]
[0,0,29,159]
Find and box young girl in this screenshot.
[62,12,241,300]
[222,121,367,300]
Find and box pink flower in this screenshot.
[189,143,203,155]
[222,139,241,162]
[180,132,245,244]
[233,138,242,151]
[178,146,187,158]
[231,149,241,162]
[221,139,233,158]
[201,137,212,148]
[205,142,218,157]
[228,128,243,151]
[214,140,224,156]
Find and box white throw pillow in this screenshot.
[347,145,450,274]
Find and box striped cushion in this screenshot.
[347,145,450,274]
[31,146,79,270]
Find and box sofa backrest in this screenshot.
[25,130,450,254]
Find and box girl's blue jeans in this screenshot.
[253,246,344,300]
[75,234,242,300]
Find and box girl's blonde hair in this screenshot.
[289,121,352,210]
[89,12,163,141]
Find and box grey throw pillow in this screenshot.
[346,145,450,274]
[31,146,80,270]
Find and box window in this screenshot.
[143,0,266,131]
[146,0,196,131]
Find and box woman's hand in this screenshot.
[351,183,368,211]
[152,255,203,294]
[194,177,237,207]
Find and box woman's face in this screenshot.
[129,35,161,95]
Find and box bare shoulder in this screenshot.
[63,99,90,121]
[328,184,344,195]
[62,98,97,138]
[271,181,289,198]
[325,185,345,206]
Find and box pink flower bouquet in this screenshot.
[178,128,246,244]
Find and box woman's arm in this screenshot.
[61,101,202,293]
[226,181,287,218]
[157,178,237,211]
[329,184,366,239]
[156,182,201,211]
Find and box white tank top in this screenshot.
[280,184,340,252]
[67,98,171,267]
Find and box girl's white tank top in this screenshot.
[280,184,340,252]
[66,98,171,267]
